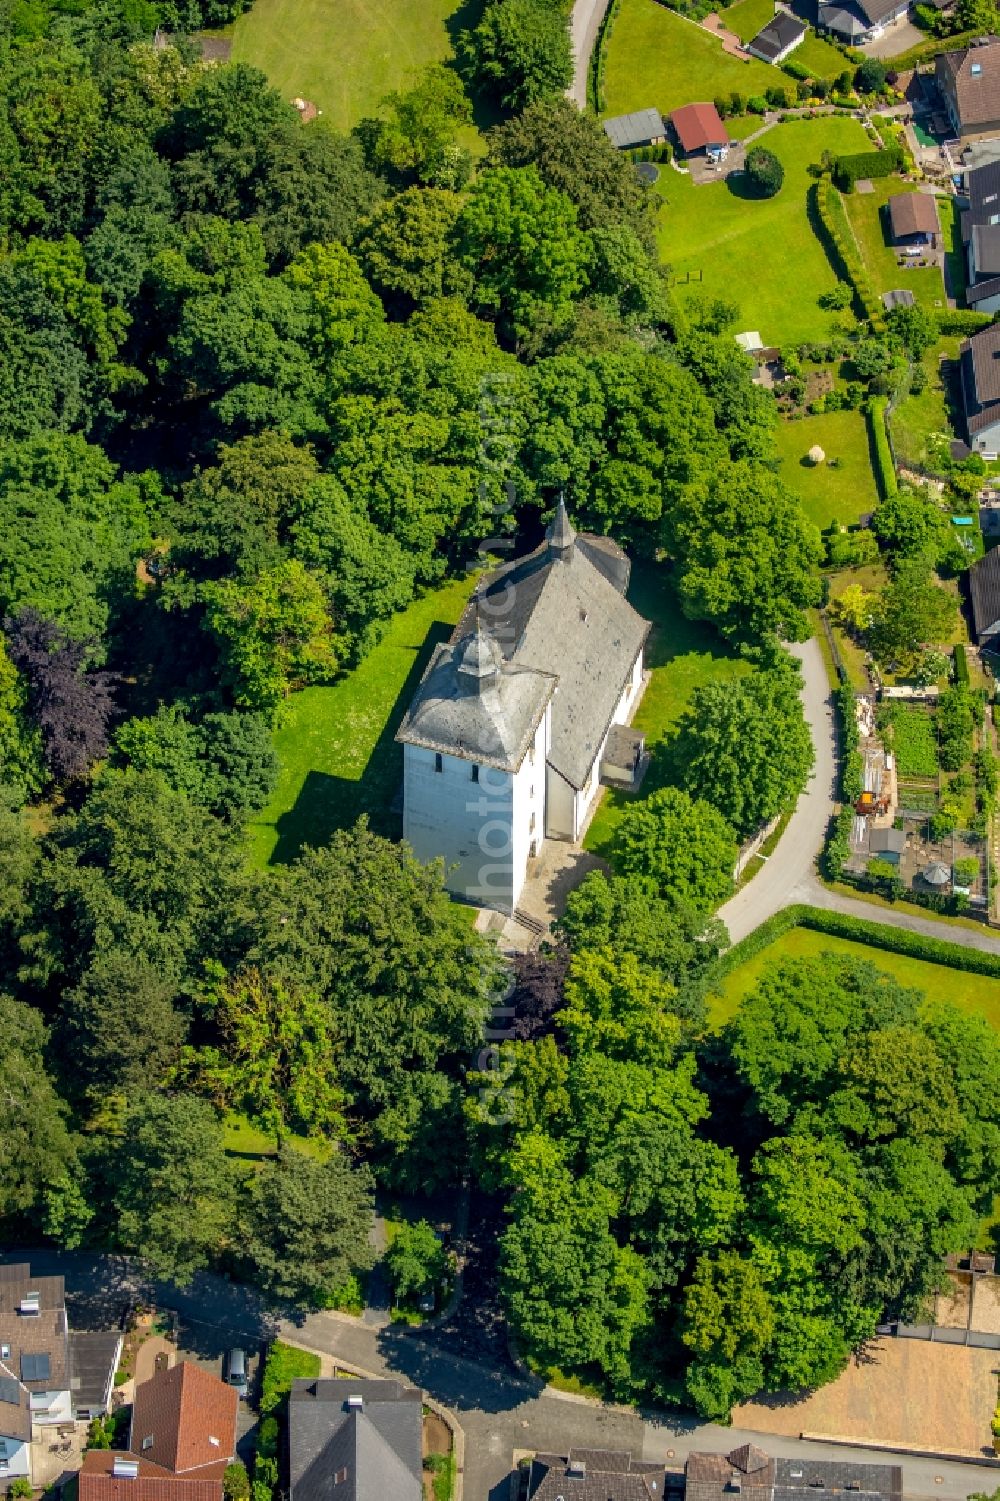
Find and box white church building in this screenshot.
[396,502,649,913]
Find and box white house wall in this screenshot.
[30,1389,72,1426]
[972,418,1000,457]
[545,763,576,840]
[402,708,549,913]
[0,1435,30,1482]
[572,648,646,834]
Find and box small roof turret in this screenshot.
[455,617,502,692]
[546,495,576,559]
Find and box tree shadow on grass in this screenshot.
[265,618,454,865]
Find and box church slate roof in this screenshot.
[395,627,556,773]
[451,504,650,790]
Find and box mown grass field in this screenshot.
[230,0,465,130]
[247,574,476,866]
[584,564,749,858]
[603,0,777,114]
[841,178,948,312]
[775,409,879,530]
[658,116,871,345]
[708,925,1000,1029]
[890,333,962,470]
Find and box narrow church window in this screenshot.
[471,764,479,782]
[434,753,443,773]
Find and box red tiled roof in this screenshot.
[79,1450,223,1501]
[670,101,729,152]
[131,1363,237,1474]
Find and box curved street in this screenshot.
[567,0,611,106]
[717,638,1000,954]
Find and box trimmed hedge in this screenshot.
[707,903,1000,995]
[885,25,986,71]
[937,308,992,335]
[782,59,813,81]
[867,394,898,498]
[955,642,970,686]
[590,0,623,114]
[833,145,903,190]
[811,179,883,325]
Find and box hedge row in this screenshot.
[706,902,1000,996]
[955,642,970,686]
[833,145,903,191]
[589,0,622,114]
[838,679,863,803]
[937,307,992,335]
[811,179,883,325]
[867,395,898,498]
[886,25,984,71]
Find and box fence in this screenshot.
[896,1323,1000,1349]
[733,814,781,881]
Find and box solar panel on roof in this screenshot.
[20,1352,50,1381]
[0,1375,21,1406]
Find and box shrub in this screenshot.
[259,1341,322,1416]
[745,145,784,197]
[954,643,970,685]
[936,307,991,335]
[748,95,768,113]
[224,1464,250,1501]
[866,396,898,498]
[9,1482,33,1500]
[832,145,903,190]
[954,856,979,887]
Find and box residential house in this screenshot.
[79,1361,238,1501]
[746,10,807,63]
[937,39,1000,141]
[886,192,939,246]
[818,0,908,45]
[961,161,1000,309]
[968,544,1000,645]
[288,1378,422,1501]
[960,321,1000,456]
[526,1448,668,1500]
[397,501,649,912]
[602,109,667,150]
[670,102,730,161]
[686,1445,902,1501]
[0,1262,124,1491]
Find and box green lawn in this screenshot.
[584,564,749,858]
[248,575,476,866]
[708,925,1000,1029]
[775,409,879,530]
[841,179,948,311]
[604,0,777,115]
[221,1111,330,1162]
[658,116,871,346]
[722,0,844,74]
[890,333,962,470]
[230,0,466,131]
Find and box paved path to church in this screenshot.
[717,638,1000,954]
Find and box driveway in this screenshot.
[567,0,612,106]
[717,638,837,945]
[717,639,1000,957]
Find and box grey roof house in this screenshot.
[960,321,1000,456]
[969,544,1000,644]
[962,162,1000,309]
[818,0,908,45]
[870,827,907,862]
[746,11,807,63]
[527,1447,668,1500]
[288,1379,422,1501]
[685,1446,902,1501]
[602,109,667,150]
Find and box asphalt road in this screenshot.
[11,1243,1000,1501]
[716,639,1000,955]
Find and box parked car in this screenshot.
[418,1291,435,1315]
[222,1347,248,1399]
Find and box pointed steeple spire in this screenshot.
[546,493,576,561]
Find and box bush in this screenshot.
[936,307,991,335]
[833,145,903,190]
[954,856,979,887]
[386,1219,449,1305]
[259,1342,322,1416]
[748,95,768,113]
[745,145,784,197]
[224,1464,251,1501]
[954,644,970,686]
[866,396,898,498]
[9,1482,33,1500]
